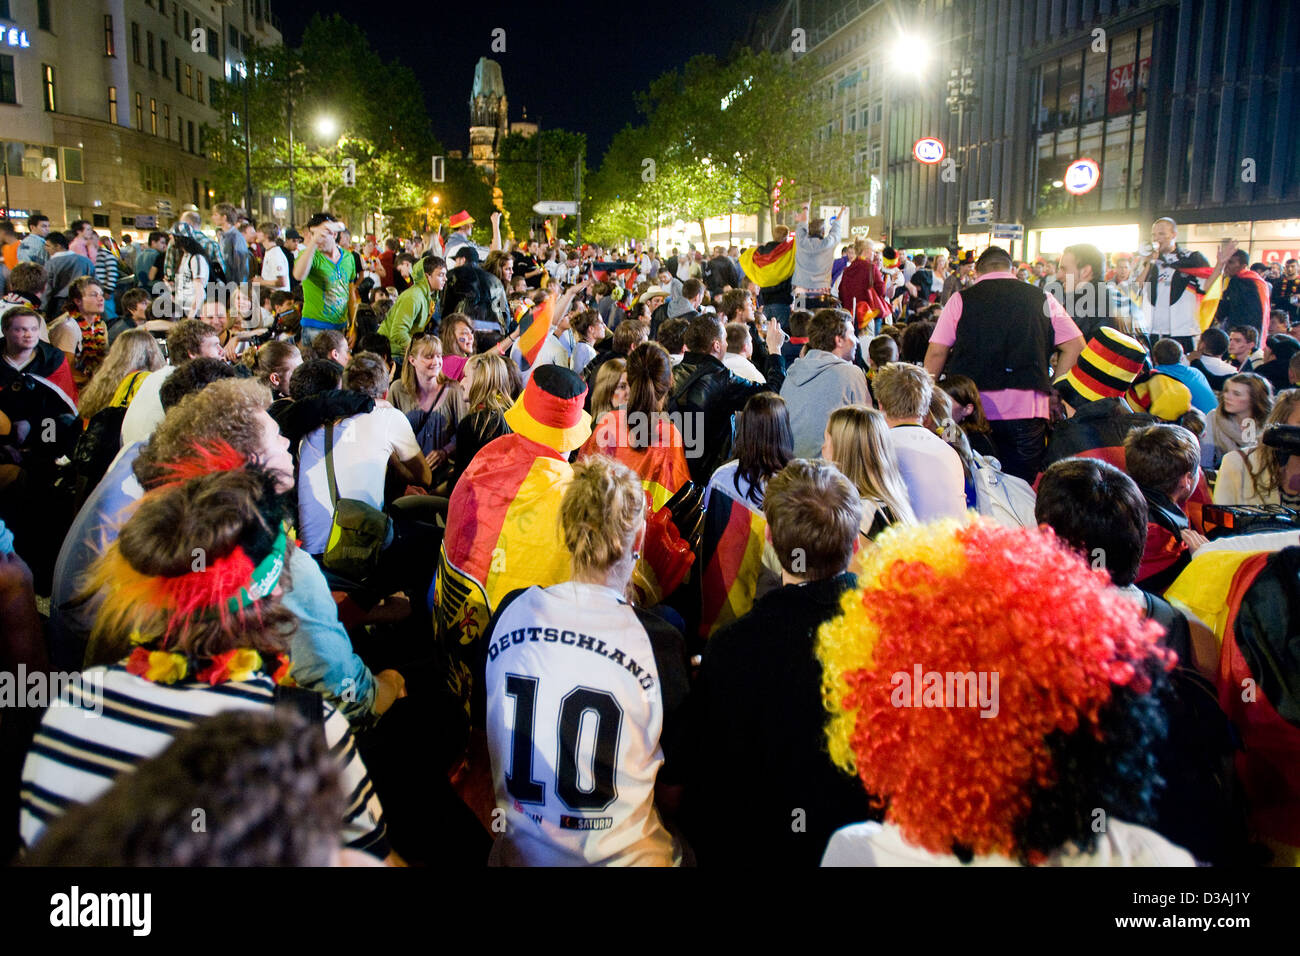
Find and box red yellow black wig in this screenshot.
[818,518,1175,863]
[86,456,293,658]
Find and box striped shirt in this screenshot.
[94,246,120,295]
[19,664,389,858]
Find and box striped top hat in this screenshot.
[504,364,593,453]
[1060,327,1149,405]
[448,210,474,230]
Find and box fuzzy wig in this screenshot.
[817,518,1176,863]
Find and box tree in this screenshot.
[495,129,586,243]
[207,14,455,237]
[584,47,856,245]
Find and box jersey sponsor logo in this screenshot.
[487,623,656,692]
[560,815,614,830]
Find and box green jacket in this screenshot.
[378,256,440,360]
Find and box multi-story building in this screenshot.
[756,0,891,244]
[0,0,280,237]
[758,0,1300,264]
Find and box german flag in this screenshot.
[515,297,554,370]
[698,488,769,638]
[1197,274,1224,332]
[578,410,690,511]
[1166,550,1300,859]
[1230,268,1274,338]
[739,236,796,288]
[435,432,575,714]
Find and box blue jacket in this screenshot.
[1153,363,1218,414]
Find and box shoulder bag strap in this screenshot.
[322,419,340,508]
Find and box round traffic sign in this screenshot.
[913,138,945,165]
[1063,158,1101,195]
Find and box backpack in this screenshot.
[969,452,1038,528]
[63,404,128,512]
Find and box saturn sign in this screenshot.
[1063,158,1101,195]
[913,138,945,165]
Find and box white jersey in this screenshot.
[484,581,686,866]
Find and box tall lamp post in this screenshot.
[314,115,339,213]
[880,35,931,244]
[946,61,978,250]
[240,58,253,215]
[286,72,295,227]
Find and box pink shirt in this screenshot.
[930,270,1082,420]
[70,236,98,262]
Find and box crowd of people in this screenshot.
[0,198,1298,868]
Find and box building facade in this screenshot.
[769,0,892,244]
[763,0,1300,262]
[0,0,279,236]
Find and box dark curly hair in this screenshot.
[25,709,342,866]
[1010,656,1172,863]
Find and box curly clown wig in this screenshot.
[817,517,1176,864]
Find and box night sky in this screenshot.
[275,0,764,164]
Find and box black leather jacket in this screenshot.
[452,407,510,489]
[668,351,785,484]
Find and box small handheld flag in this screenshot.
[516,296,554,369]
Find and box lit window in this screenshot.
[41,63,55,111]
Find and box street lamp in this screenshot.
[891,34,930,73]
[315,116,338,141]
[880,33,928,242]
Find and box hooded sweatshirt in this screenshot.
[378,256,439,362]
[792,219,843,292]
[779,349,870,458]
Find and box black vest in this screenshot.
[945,278,1054,393]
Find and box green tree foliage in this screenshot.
[207,14,493,236]
[585,48,855,246]
[494,129,586,243]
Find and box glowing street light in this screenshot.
[315,115,338,140]
[891,33,930,73]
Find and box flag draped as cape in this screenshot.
[698,489,769,638]
[435,433,574,713]
[739,237,796,288]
